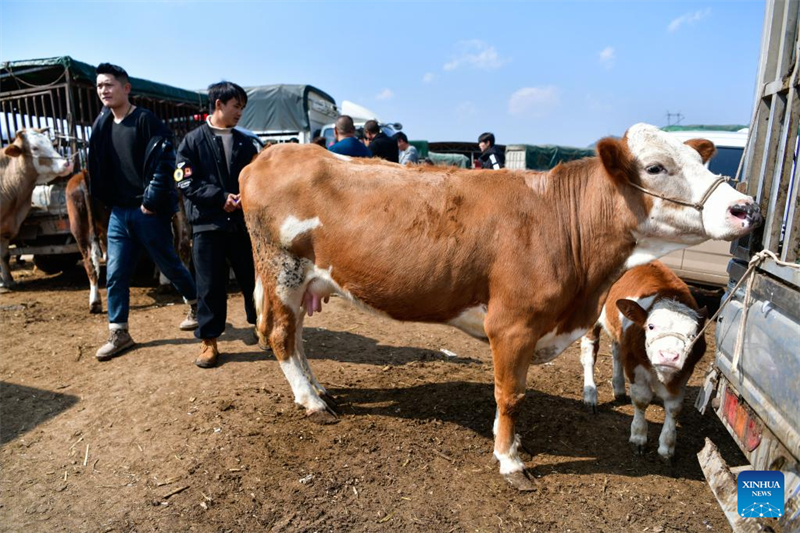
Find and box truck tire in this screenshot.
[33,253,81,274]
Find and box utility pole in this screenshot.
[666,111,684,127]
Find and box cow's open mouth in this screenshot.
[730,205,749,220]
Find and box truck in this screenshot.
[0,56,207,273]
[236,84,339,145]
[694,2,800,531]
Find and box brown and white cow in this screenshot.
[1,129,73,288]
[239,123,761,490]
[580,261,707,460]
[66,170,109,313]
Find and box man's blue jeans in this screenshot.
[106,206,197,327]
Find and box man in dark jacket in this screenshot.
[364,120,399,162]
[477,131,505,170]
[89,63,198,362]
[175,81,260,368]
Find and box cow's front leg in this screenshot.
[657,391,684,461]
[629,368,653,454]
[488,317,538,491]
[0,238,15,289]
[580,325,601,412]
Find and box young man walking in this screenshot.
[175,81,260,368]
[89,63,198,361]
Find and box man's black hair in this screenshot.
[207,81,248,113]
[96,63,129,84]
[395,131,409,143]
[478,132,495,146]
[364,120,380,135]
[335,115,356,135]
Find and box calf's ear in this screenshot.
[3,144,22,157]
[616,298,647,326]
[597,137,635,186]
[684,139,716,164]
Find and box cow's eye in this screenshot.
[647,324,655,331]
[646,164,665,175]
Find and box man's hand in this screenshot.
[223,193,241,212]
[140,205,155,216]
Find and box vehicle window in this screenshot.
[322,127,335,147]
[708,146,744,181]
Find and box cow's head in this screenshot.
[596,124,761,260]
[4,129,73,183]
[616,298,706,382]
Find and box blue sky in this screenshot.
[1,0,765,146]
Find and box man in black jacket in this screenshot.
[89,63,198,362]
[364,120,399,163]
[477,131,505,170]
[175,81,260,368]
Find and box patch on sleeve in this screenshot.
[173,166,193,182]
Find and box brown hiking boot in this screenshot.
[96,329,135,361]
[195,338,219,368]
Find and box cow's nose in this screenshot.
[730,201,763,228]
[658,350,680,363]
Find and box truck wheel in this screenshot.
[33,253,81,274]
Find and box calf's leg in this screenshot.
[657,390,684,460]
[629,368,653,454]
[0,237,14,288]
[611,341,627,400]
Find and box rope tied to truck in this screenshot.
[687,249,800,378]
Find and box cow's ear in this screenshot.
[596,137,635,186]
[616,298,647,326]
[684,138,716,163]
[3,144,22,157]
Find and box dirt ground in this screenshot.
[0,261,754,533]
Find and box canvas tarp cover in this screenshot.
[506,144,595,170]
[662,124,748,132]
[0,56,206,107]
[238,85,336,133]
[428,152,470,168]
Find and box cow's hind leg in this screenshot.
[580,325,601,412]
[294,312,337,411]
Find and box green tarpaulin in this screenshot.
[505,144,595,171]
[237,85,336,133]
[1,56,206,107]
[662,124,748,132]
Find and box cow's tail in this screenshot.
[253,275,268,348]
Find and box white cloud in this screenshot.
[443,40,510,71]
[375,88,394,101]
[599,46,615,69]
[455,101,477,116]
[422,72,435,83]
[668,8,711,33]
[508,86,560,117]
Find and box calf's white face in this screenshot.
[617,298,702,381]
[626,123,761,244]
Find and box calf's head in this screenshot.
[597,123,761,250]
[616,298,706,381]
[3,129,73,182]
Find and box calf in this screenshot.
[1,129,73,288]
[580,261,707,460]
[240,123,761,490]
[66,170,109,313]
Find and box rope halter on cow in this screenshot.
[628,176,728,212]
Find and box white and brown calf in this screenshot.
[580,261,707,460]
[240,123,760,490]
[1,129,73,288]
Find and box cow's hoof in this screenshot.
[613,394,630,404]
[307,409,339,425]
[583,401,598,414]
[89,303,102,314]
[503,470,536,492]
[631,443,646,455]
[320,393,339,410]
[0,284,14,293]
